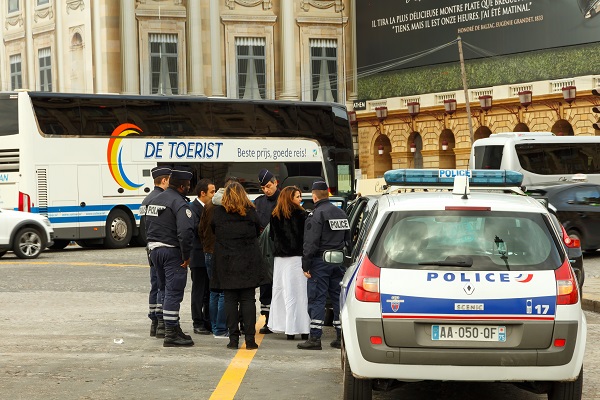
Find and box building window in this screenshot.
[310,39,337,102]
[235,37,266,100]
[37,0,49,5]
[38,47,52,92]
[8,0,19,13]
[149,33,178,95]
[10,54,22,90]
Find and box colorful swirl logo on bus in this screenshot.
[107,123,144,190]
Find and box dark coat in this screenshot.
[188,199,205,268]
[211,206,264,290]
[254,189,280,229]
[269,209,307,257]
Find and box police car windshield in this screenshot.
[369,211,563,271]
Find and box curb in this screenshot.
[581,295,600,313]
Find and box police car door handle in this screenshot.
[80,202,86,207]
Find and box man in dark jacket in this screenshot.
[254,169,280,334]
[298,180,350,351]
[139,166,170,339]
[146,167,195,347]
[189,179,215,335]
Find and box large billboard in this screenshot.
[357,0,600,73]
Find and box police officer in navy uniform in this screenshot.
[254,168,280,334]
[139,166,171,339]
[298,180,350,350]
[146,167,195,347]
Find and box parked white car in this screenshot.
[0,209,54,259]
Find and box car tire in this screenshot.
[12,227,44,259]
[548,367,583,400]
[104,209,132,249]
[342,338,372,400]
[48,239,70,250]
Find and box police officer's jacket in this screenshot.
[302,199,350,272]
[254,189,280,229]
[138,186,164,240]
[146,187,195,260]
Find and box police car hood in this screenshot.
[379,268,557,348]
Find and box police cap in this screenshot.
[151,166,172,179]
[170,167,193,181]
[258,169,274,186]
[312,180,328,191]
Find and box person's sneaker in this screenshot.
[227,338,239,349]
[193,326,211,335]
[213,332,229,339]
[259,324,272,334]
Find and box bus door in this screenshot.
[78,165,103,240]
[45,164,80,240]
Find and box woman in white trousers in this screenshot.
[267,186,310,340]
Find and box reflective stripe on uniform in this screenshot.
[163,310,179,321]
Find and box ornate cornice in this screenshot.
[300,0,344,12]
[221,14,277,24]
[66,0,85,14]
[225,0,272,10]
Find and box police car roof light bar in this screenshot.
[383,169,524,187]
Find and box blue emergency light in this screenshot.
[383,169,523,187]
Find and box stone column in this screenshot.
[210,0,224,96]
[187,0,204,95]
[24,2,34,89]
[92,0,104,93]
[279,0,298,100]
[120,0,139,94]
[55,0,65,91]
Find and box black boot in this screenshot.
[163,326,194,347]
[156,318,165,339]
[286,335,295,340]
[259,312,272,334]
[245,337,258,350]
[227,336,239,350]
[176,325,192,340]
[150,320,158,337]
[297,336,322,350]
[301,334,309,341]
[330,330,342,349]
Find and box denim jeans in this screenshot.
[205,253,227,335]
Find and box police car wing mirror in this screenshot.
[323,250,345,265]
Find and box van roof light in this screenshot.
[383,169,524,187]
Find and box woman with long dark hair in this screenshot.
[267,186,310,340]
[211,182,264,350]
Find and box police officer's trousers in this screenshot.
[147,248,164,321]
[307,258,343,338]
[150,247,188,328]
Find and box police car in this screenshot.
[0,208,54,259]
[334,169,586,400]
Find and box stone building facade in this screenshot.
[357,89,600,179]
[0,0,357,104]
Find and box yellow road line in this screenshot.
[0,261,148,268]
[209,315,266,400]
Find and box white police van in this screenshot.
[335,169,586,400]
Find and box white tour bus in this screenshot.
[0,91,355,249]
[469,132,600,186]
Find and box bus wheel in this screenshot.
[49,239,70,250]
[105,209,132,249]
[13,227,43,259]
